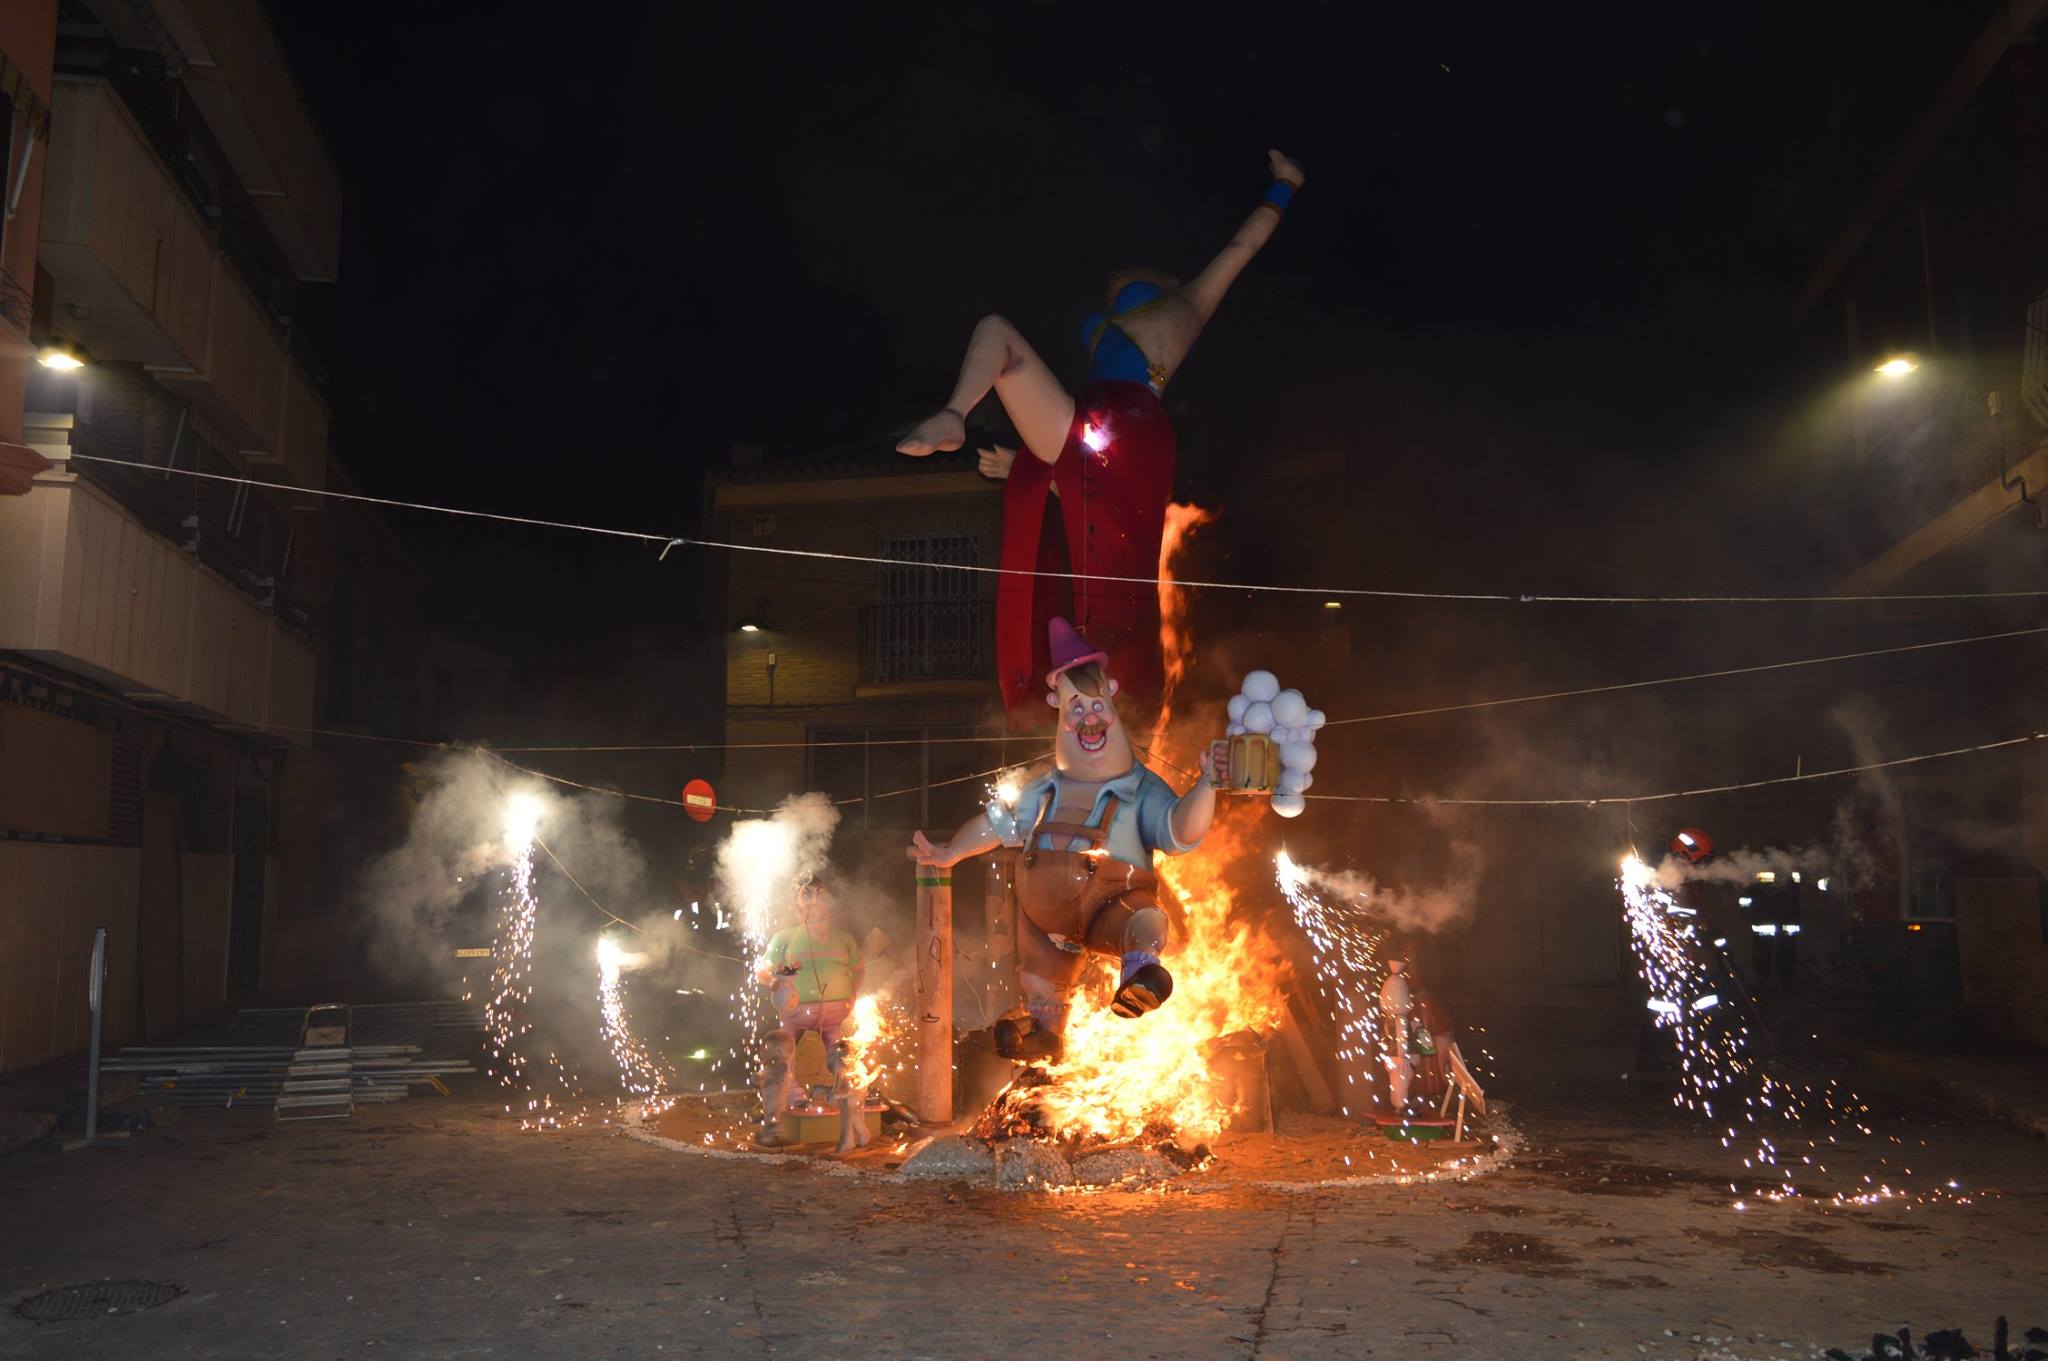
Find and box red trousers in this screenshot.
[997,381,1174,727]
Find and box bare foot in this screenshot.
[896,408,966,456]
[977,444,1016,480]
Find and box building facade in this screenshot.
[1794,2,2048,1041]
[707,439,1011,872]
[0,0,409,1071]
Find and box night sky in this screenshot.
[269,2,2024,672]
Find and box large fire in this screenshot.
[1036,805,1286,1141]
[1017,502,1288,1144]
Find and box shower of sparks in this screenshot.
[483,802,583,1129]
[596,935,674,1114]
[1276,851,1387,1119]
[1618,855,1974,1209]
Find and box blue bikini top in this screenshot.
[1081,281,1170,391]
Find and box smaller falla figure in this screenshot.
[909,618,1216,1061]
[753,874,863,1148]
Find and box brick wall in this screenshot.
[718,482,1002,711]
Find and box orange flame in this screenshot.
[1028,502,1288,1143]
[1039,805,1284,1141]
[838,994,890,1093]
[1149,502,1214,755]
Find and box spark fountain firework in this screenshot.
[482,792,584,1128]
[1618,855,1974,1209]
[596,936,673,1113]
[1275,850,1387,1120]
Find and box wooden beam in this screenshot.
[1832,446,2048,594]
[1793,0,2048,327]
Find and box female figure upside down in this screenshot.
[897,149,1306,726]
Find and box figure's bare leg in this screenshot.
[898,314,1075,464]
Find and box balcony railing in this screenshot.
[859,600,995,685]
[31,363,311,629]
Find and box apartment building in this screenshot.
[0,1,411,1070]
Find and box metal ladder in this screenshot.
[275,1003,354,1121]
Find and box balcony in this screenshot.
[38,77,328,491]
[0,468,314,739]
[84,0,341,282]
[858,600,995,686]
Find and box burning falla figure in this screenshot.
[909,618,1216,1060]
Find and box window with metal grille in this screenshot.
[879,532,979,602]
[864,533,990,683]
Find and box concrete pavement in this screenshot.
[3,1051,2044,1361]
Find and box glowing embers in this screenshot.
[1618,855,1975,1209]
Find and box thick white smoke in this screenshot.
[1281,840,1482,935]
[715,792,842,947]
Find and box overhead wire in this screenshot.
[1319,623,2048,727]
[61,451,2048,605]
[238,622,2047,756]
[1302,728,2048,808]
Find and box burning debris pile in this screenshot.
[966,1061,1224,1167]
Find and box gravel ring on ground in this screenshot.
[618,1104,1523,1194]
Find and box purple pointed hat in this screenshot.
[1044,617,1109,689]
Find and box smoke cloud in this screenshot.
[715,792,841,944]
[1283,834,1484,936]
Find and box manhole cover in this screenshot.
[14,1280,184,1323]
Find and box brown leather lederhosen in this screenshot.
[1014,789,1163,974]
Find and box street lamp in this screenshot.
[36,339,84,371]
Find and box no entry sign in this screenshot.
[682,779,717,823]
